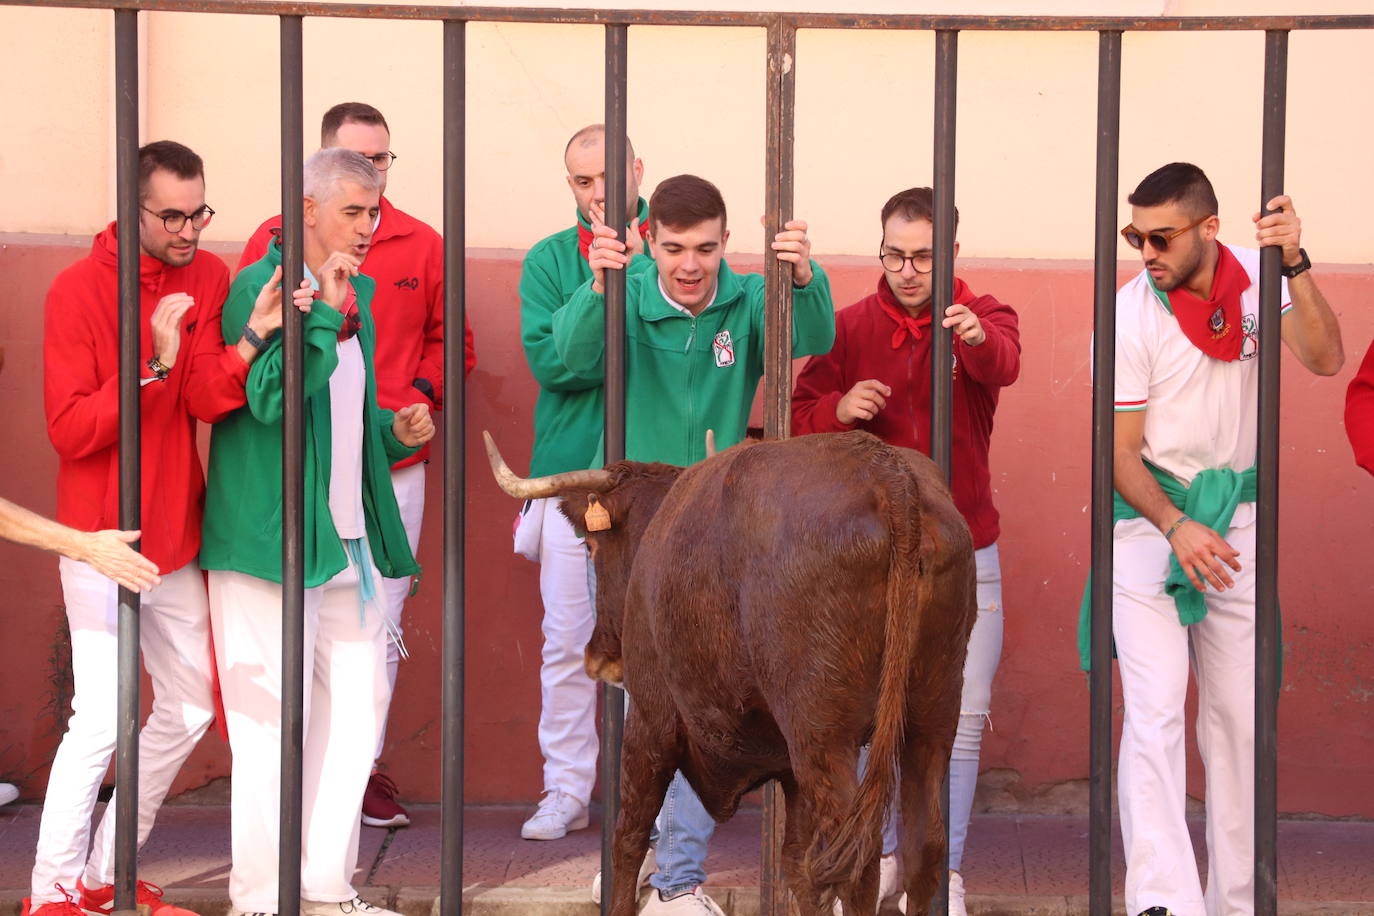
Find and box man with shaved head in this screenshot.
[514,123,647,842]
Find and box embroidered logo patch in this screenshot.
[713,330,735,368]
[1240,314,1258,360]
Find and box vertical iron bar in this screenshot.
[760,16,796,916]
[278,16,305,916]
[1089,28,1122,916]
[600,22,628,916]
[113,9,140,913]
[930,27,958,916]
[1255,28,1287,916]
[440,19,467,916]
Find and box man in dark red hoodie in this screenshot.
[31,140,229,916]
[238,102,475,828]
[791,186,1020,916]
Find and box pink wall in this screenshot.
[1,235,1371,817]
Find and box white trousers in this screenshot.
[209,557,389,912]
[1114,509,1258,916]
[376,462,425,759]
[31,559,215,903]
[514,497,598,805]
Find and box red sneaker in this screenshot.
[77,878,201,916]
[21,885,85,916]
[361,771,410,828]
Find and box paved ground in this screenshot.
[2,804,1370,915]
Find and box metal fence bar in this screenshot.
[1089,27,1122,916]
[5,1,1374,32]
[278,15,306,916]
[929,27,959,916]
[112,8,140,912]
[599,22,629,916]
[759,16,796,915]
[1254,28,1288,916]
[439,19,467,916]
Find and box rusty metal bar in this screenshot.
[928,27,958,916]
[599,22,628,916]
[439,19,467,916]
[112,8,140,912]
[1089,28,1122,916]
[759,16,795,916]
[278,14,305,916]
[1255,28,1287,916]
[3,0,1373,31]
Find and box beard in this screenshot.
[1149,239,1206,293]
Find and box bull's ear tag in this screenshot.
[584,493,612,532]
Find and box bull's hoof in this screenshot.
[585,653,624,685]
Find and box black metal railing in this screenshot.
[7,3,1371,914]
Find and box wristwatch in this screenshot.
[145,355,171,381]
[1281,248,1311,279]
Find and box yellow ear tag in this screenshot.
[584,493,612,532]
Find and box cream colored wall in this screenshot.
[2,0,1372,262]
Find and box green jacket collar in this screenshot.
[265,234,376,301]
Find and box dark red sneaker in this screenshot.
[361,771,410,828]
[78,879,201,916]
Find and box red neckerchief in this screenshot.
[874,275,975,349]
[1161,242,1248,361]
[578,215,651,261]
[267,232,361,341]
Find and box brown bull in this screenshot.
[486,429,975,915]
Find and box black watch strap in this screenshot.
[1281,248,1311,279]
[242,323,274,352]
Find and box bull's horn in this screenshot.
[705,428,717,459]
[483,430,614,499]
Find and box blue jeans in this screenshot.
[586,553,716,896]
[865,542,1004,872]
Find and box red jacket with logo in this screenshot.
[238,196,475,467]
[43,223,230,573]
[791,276,1021,549]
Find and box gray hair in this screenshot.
[303,147,382,201]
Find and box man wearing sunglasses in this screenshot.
[791,186,1020,916]
[1100,162,1343,916]
[239,102,475,830]
[31,140,227,916]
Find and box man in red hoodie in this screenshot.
[238,102,474,828]
[1345,337,1374,476]
[31,140,228,916]
[791,186,1020,916]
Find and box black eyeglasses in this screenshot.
[878,248,933,274]
[1120,214,1207,252]
[363,151,398,171]
[142,204,215,233]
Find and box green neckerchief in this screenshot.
[1077,462,1271,672]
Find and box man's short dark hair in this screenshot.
[564,124,638,164]
[1127,162,1218,218]
[881,187,959,232]
[649,175,727,233]
[138,140,204,202]
[321,102,389,146]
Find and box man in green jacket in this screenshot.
[515,124,648,842]
[196,148,434,916]
[564,173,835,914]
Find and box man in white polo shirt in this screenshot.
[1103,162,1344,916]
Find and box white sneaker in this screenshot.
[831,853,902,914]
[0,783,17,806]
[640,887,726,915]
[590,848,657,904]
[947,870,967,916]
[300,897,399,916]
[520,788,590,840]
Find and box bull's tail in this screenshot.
[809,457,925,902]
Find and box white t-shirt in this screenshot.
[1114,243,1292,488]
[328,335,367,539]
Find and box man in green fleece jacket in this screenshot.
[560,173,835,914]
[515,124,648,843]
[197,148,434,916]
